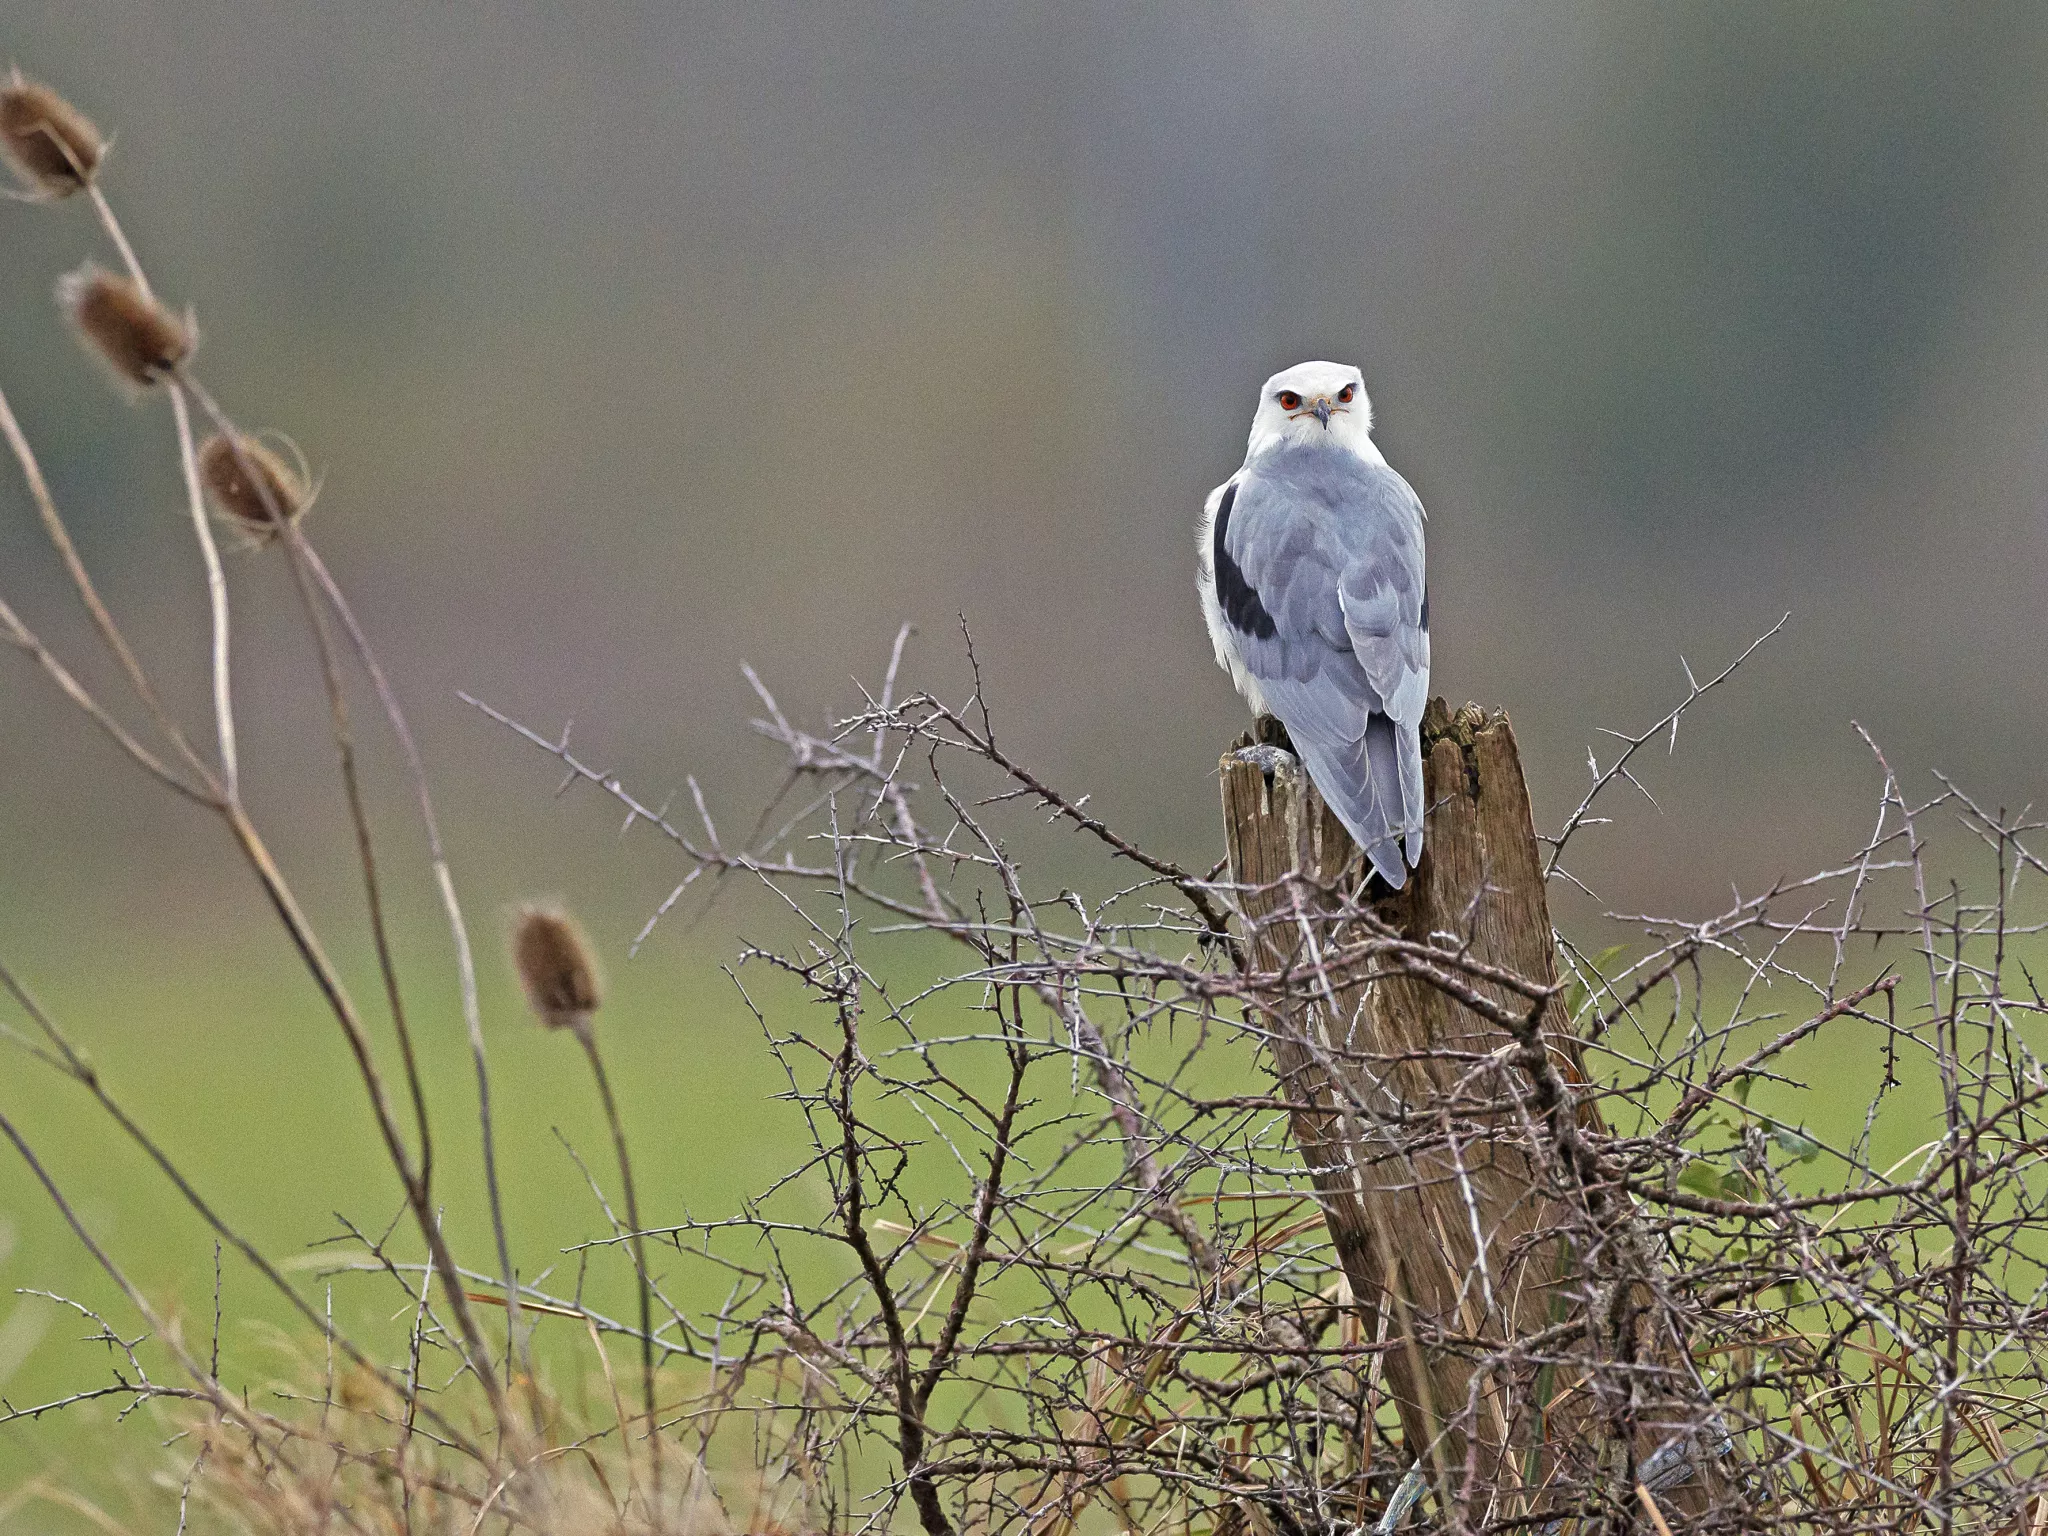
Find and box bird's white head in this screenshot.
[1245,360,1378,461]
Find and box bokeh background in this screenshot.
[3,0,2045,1496]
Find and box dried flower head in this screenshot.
[0,72,104,196]
[198,433,310,545]
[56,264,191,388]
[511,905,602,1032]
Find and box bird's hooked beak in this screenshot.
[1312,397,1332,428]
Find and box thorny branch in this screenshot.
[450,629,2048,1535]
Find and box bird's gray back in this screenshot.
[1220,445,1427,722]
[1213,441,1430,882]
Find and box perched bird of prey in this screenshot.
[1199,360,1431,887]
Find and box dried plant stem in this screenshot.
[71,143,236,801]
[6,173,524,1457]
[82,173,235,796]
[0,383,213,786]
[572,1020,661,1507]
[58,172,519,1441]
[274,490,434,1198]
[268,494,437,1193]
[169,382,237,796]
[213,795,506,1422]
[301,539,523,1381]
[6,361,485,1412]
[72,163,431,1222]
[86,182,150,297]
[0,590,208,802]
[177,380,439,1164]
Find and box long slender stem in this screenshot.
[7,371,460,1377]
[247,439,437,1200]
[172,385,495,1409]
[169,383,237,797]
[575,1022,660,1509]
[9,366,483,1411]
[0,384,214,784]
[0,592,211,803]
[302,541,523,1382]
[14,155,539,1474]
[85,139,236,800]
[86,183,151,296]
[216,795,509,1431]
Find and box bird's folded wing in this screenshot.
[1220,464,1427,731]
[1338,558,1428,728]
[1218,462,1429,882]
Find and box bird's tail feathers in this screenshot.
[1294,714,1422,889]
[1396,720,1424,867]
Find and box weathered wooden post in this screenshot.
[1220,701,1719,1525]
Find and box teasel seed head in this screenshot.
[511,905,603,1035]
[1,72,104,197]
[198,432,311,546]
[56,263,192,389]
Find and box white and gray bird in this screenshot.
[1198,360,1431,887]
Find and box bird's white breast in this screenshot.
[1196,477,1269,715]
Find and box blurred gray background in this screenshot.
[5,3,2045,923]
[1,0,2046,1479]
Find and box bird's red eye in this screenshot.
[1337,384,1355,404]
[1277,391,1302,411]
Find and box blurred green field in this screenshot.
[0,933,797,1497]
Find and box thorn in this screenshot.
[1621,768,1661,814]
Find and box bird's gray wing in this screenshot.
[1214,459,1429,884]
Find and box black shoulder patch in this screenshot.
[1212,483,1277,641]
